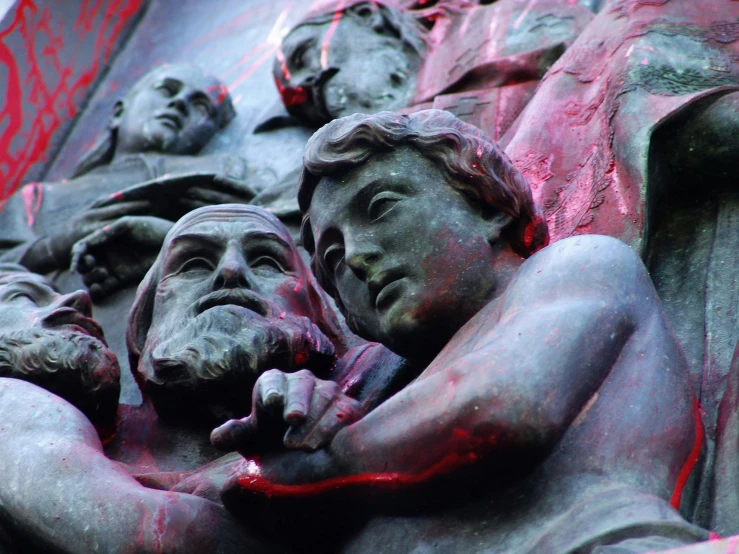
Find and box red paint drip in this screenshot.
[274,76,308,108]
[293,277,303,293]
[206,83,229,105]
[236,451,476,498]
[274,45,291,82]
[320,5,344,70]
[20,182,43,227]
[670,397,703,510]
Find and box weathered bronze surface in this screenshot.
[0,0,737,552]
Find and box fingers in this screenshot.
[211,417,256,452]
[185,186,250,206]
[256,369,288,412]
[284,370,316,425]
[88,200,152,220]
[283,381,362,452]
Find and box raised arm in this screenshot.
[0,378,275,553]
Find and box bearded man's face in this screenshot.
[0,273,120,423]
[137,218,336,423]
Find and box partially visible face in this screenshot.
[278,3,419,124]
[0,273,106,343]
[0,273,120,422]
[309,146,499,362]
[114,66,224,156]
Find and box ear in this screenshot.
[110,100,125,130]
[484,211,514,245]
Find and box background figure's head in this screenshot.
[0,264,120,424]
[298,110,548,360]
[72,63,235,177]
[127,205,351,423]
[274,1,427,127]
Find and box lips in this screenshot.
[193,289,269,318]
[155,111,183,131]
[368,269,405,310]
[42,308,107,343]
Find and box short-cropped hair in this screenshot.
[297,109,549,295]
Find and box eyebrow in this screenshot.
[168,233,224,251]
[241,231,295,254]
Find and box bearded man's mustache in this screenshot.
[143,305,336,422]
[0,328,120,423]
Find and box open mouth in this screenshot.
[42,308,107,343]
[156,112,182,131]
[193,289,269,318]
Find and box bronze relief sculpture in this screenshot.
[1,0,739,551]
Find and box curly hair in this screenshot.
[298,109,549,299]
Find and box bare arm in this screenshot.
[0,378,274,554]
[222,238,650,500]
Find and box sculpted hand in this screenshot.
[23,200,153,274]
[71,216,173,300]
[211,369,364,454]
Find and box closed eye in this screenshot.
[7,292,36,306]
[368,191,403,222]
[323,244,345,274]
[251,255,286,274]
[177,258,214,275]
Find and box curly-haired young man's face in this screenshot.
[308,146,507,362]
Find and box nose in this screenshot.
[213,243,252,290]
[345,237,381,282]
[51,290,93,317]
[168,93,188,116]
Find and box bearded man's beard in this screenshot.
[142,305,336,423]
[0,329,121,423]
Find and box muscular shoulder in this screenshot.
[503,235,654,315]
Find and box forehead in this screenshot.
[167,219,294,250]
[131,66,222,100]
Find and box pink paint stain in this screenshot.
[320,4,345,70]
[669,397,703,510]
[293,277,303,293]
[20,182,43,226]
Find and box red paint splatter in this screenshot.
[235,450,478,498]
[293,277,303,293]
[275,44,291,82]
[205,83,229,105]
[274,76,308,107]
[0,0,145,204]
[320,5,344,70]
[670,396,703,510]
[20,182,43,226]
[709,531,722,541]
[294,351,308,366]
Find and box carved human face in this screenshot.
[149,219,318,335]
[0,273,105,341]
[113,66,222,156]
[309,146,500,362]
[139,215,335,421]
[0,272,120,421]
[278,3,419,124]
